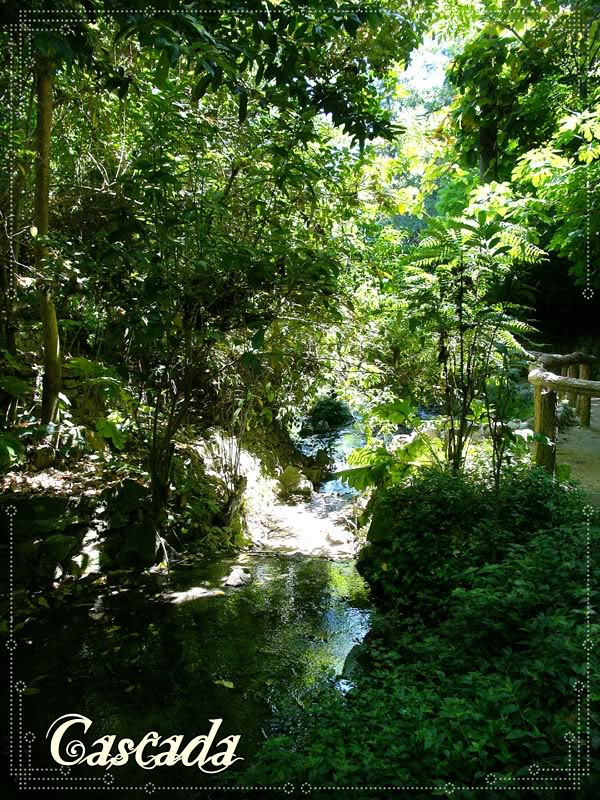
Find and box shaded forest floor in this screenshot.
[558,397,600,505]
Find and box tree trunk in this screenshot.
[34,54,61,425]
[0,244,16,355]
[479,123,498,182]
[150,435,175,519]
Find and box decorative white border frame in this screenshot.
[565,10,596,301]
[3,3,596,794]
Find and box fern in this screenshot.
[396,213,544,471]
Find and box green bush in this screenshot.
[356,466,583,619]
[245,483,598,795]
[308,394,354,431]
[485,379,534,423]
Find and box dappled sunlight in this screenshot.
[2,0,599,792]
[167,586,226,604]
[0,459,109,496]
[261,497,357,558]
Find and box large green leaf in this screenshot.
[95,419,127,450]
[0,432,26,468]
[0,376,32,397]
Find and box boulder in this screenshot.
[84,428,107,452]
[279,466,313,496]
[295,479,314,496]
[33,445,55,470]
[45,533,78,562]
[224,567,253,587]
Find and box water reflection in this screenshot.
[16,554,370,789]
[297,421,366,496]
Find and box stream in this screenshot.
[15,423,370,789]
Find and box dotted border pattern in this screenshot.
[4,504,595,794]
[564,10,596,300]
[3,4,596,794]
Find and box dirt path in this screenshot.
[557,398,600,505]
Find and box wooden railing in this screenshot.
[526,350,599,473]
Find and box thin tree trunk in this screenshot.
[34,54,61,425]
[479,123,497,182]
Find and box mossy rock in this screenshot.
[279,465,313,496]
[45,533,79,561]
[279,465,304,489]
[0,495,92,538]
[114,523,158,568]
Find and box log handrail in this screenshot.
[527,350,598,473]
[528,365,600,398]
[524,349,596,368]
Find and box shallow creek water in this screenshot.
[15,424,370,789]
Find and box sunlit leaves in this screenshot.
[110,1,434,146]
[510,104,600,286]
[372,399,420,427]
[512,147,571,187]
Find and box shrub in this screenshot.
[356,466,583,619]
[245,487,598,795]
[308,394,354,431]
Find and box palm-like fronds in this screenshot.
[394,214,545,471]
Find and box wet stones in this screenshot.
[326,529,352,546]
[278,465,313,497]
[224,566,253,587]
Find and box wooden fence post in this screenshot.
[560,365,568,400]
[567,364,579,406]
[534,384,557,473]
[578,364,592,426]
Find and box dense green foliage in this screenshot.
[1,0,598,491]
[307,394,354,431]
[1,0,599,794]
[245,471,599,794]
[357,466,584,616]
